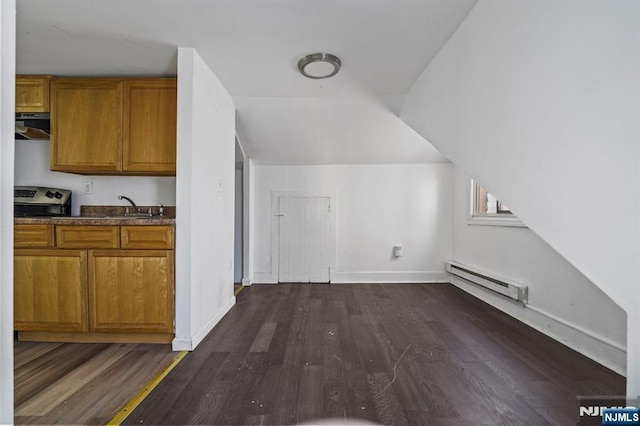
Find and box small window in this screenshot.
[473,182,511,215]
[469,180,525,227]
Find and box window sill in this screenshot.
[468,215,527,228]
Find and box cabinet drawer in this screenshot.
[14,224,55,248]
[56,226,120,249]
[121,226,174,249]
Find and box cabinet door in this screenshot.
[16,76,51,112]
[123,79,177,174]
[89,250,174,333]
[51,79,123,173]
[14,249,88,332]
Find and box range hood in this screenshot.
[15,112,50,140]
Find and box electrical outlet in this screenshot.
[83,181,92,194]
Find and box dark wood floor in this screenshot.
[125,284,625,425]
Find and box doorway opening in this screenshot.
[233,138,244,295]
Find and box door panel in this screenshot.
[122,79,177,174]
[50,79,123,172]
[278,196,332,283]
[309,197,332,283]
[14,249,88,332]
[89,250,174,333]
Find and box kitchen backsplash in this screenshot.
[15,140,176,216]
[81,205,176,218]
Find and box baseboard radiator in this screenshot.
[446,261,528,304]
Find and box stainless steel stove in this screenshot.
[14,186,72,217]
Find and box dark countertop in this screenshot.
[15,216,176,226]
[15,205,176,226]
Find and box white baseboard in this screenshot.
[171,338,192,351]
[252,272,277,284]
[241,278,252,286]
[449,276,627,376]
[331,271,448,283]
[171,296,236,351]
[252,270,448,284]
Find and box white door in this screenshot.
[278,196,332,283]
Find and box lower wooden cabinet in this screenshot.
[89,250,174,333]
[14,224,175,343]
[14,249,88,332]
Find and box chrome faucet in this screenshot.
[118,195,138,215]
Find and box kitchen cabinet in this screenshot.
[14,249,88,332]
[13,225,87,332]
[14,224,175,343]
[89,250,174,333]
[16,75,52,113]
[50,77,176,175]
[50,78,123,173]
[123,79,177,174]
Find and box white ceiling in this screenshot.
[16,0,477,164]
[235,95,449,165]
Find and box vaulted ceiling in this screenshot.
[16,0,478,164]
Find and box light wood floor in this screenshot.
[14,339,175,425]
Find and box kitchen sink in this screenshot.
[55,215,157,220]
[108,215,155,219]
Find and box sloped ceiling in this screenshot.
[235,96,448,165]
[16,0,478,164]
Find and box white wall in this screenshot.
[452,168,626,373]
[401,0,639,395]
[252,164,452,283]
[0,0,15,422]
[242,157,254,286]
[14,140,176,215]
[174,47,236,350]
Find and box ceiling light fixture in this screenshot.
[297,53,341,79]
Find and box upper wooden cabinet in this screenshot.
[16,75,52,112]
[50,78,176,175]
[50,79,123,173]
[123,80,177,174]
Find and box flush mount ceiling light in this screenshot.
[297,53,341,79]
